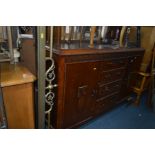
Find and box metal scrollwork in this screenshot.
[45,57,57,128]
[19,26,32,34]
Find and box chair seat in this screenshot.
[130,71,151,106]
[137,72,150,77]
[132,86,147,93]
[131,71,150,77]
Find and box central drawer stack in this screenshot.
[94,58,128,114]
[52,48,144,128]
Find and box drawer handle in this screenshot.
[109,97,116,102]
[108,60,124,64]
[116,72,121,75]
[105,86,109,91]
[77,85,88,98]
[91,89,97,97]
[113,84,120,88]
[105,74,111,78]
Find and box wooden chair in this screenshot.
[147,42,155,107]
[89,26,96,48]
[130,71,151,105]
[130,43,155,106]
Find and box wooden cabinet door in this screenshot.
[63,61,99,128]
[119,55,143,99]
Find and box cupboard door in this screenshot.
[63,61,99,128]
[119,55,143,99]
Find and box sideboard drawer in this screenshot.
[99,58,127,71]
[99,68,125,84]
[97,80,122,98]
[95,92,119,114]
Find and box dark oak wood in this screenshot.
[51,45,144,128]
[53,27,61,46]
[20,39,36,76]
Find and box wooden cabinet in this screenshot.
[0,87,6,128]
[0,63,36,129]
[51,46,144,128]
[20,39,36,76]
[64,61,98,127]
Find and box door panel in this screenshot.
[63,61,99,128]
[119,55,143,99]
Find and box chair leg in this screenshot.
[134,92,141,106]
[134,76,147,106]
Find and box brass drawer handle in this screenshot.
[113,84,120,88]
[105,74,111,78]
[91,89,97,97]
[77,85,88,98]
[109,96,117,102]
[105,86,109,91]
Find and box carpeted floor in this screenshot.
[80,94,155,129]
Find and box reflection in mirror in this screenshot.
[0,26,14,63]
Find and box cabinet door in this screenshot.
[119,55,143,99]
[0,88,6,128]
[63,61,99,128]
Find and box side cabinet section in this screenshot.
[63,62,99,128]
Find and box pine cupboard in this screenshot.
[0,63,36,128]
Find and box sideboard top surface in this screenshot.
[52,43,145,56]
[0,63,36,87]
